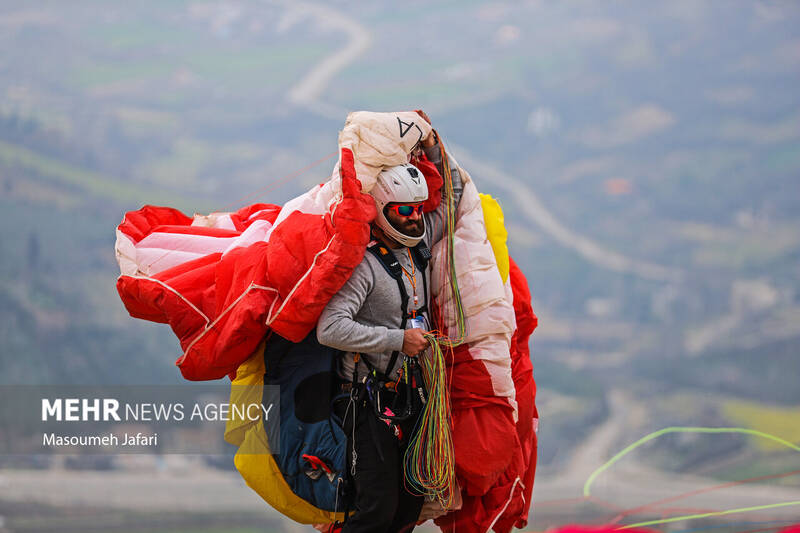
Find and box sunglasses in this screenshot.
[387,203,424,217]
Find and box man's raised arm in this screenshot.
[423,139,464,246]
[414,110,464,246]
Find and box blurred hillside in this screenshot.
[1,0,799,484]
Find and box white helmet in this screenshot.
[371,163,428,247]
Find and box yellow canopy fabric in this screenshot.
[225,343,344,525]
[479,193,510,284]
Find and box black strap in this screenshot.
[366,242,408,376]
[416,243,430,318]
[365,239,431,377]
[409,240,431,319]
[411,240,432,270]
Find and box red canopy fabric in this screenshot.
[115,145,538,531]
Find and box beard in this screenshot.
[396,218,424,237]
[383,206,425,241]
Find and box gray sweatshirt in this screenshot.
[317,144,463,381]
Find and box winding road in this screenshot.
[450,147,685,283]
[281,0,682,284]
[278,0,370,120]
[276,2,800,527]
[280,4,800,528]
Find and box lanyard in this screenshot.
[399,248,418,317]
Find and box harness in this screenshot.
[348,239,432,424]
[334,239,433,527]
[365,238,431,377]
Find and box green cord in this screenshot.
[584,426,800,497]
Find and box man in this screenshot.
[317,119,463,532]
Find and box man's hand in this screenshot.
[402,328,428,356]
[417,481,463,521]
[415,109,437,149]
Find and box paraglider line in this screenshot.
[533,495,624,511]
[621,500,800,528]
[584,427,800,497]
[607,469,800,524]
[428,137,466,347]
[404,333,457,509]
[671,520,800,533]
[143,150,337,273]
[734,524,800,533]
[219,150,338,211]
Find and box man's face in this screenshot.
[385,202,425,238]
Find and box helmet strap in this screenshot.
[371,225,404,249]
